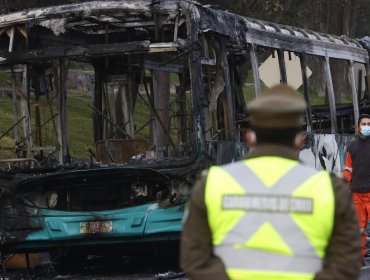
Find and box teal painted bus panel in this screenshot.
[144,205,184,235]
[25,203,161,241]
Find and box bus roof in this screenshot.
[0,0,368,63]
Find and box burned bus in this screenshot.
[0,0,369,265]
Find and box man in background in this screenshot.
[343,114,370,260]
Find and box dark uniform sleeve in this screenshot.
[180,172,229,280]
[314,175,362,280]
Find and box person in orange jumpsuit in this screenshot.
[343,114,370,259]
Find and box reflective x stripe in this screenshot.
[344,166,352,172]
[214,162,322,273]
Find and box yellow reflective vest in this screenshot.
[205,156,334,280]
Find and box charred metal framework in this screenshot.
[0,0,369,257]
[0,0,369,167]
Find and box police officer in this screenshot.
[180,84,361,280]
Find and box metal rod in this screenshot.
[18,114,58,146]
[8,26,14,52]
[88,104,132,139]
[0,116,25,140]
[220,40,235,140]
[135,119,152,134]
[357,69,363,105]
[249,44,261,96]
[58,58,71,163]
[299,54,312,130]
[173,14,179,42]
[142,71,177,152]
[323,56,338,133]
[20,64,32,156]
[10,67,19,143]
[348,60,360,126]
[277,49,287,83]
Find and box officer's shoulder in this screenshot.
[297,163,331,179]
[328,173,351,196]
[205,161,243,174]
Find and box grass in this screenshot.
[0,90,181,160]
[0,93,94,159]
[0,97,18,158]
[0,66,95,159]
[0,72,10,86]
[0,67,185,162]
[67,95,94,157]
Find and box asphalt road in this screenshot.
[1,266,370,279]
[1,264,370,279]
[0,254,369,279]
[0,271,187,280]
[2,267,370,280]
[0,253,186,280]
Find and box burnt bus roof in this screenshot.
[0,0,368,65]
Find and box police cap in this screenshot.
[248,84,306,128]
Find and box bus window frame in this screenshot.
[348,60,360,126]
[323,56,338,133]
[249,44,262,97]
[299,53,313,131]
[277,49,287,84]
